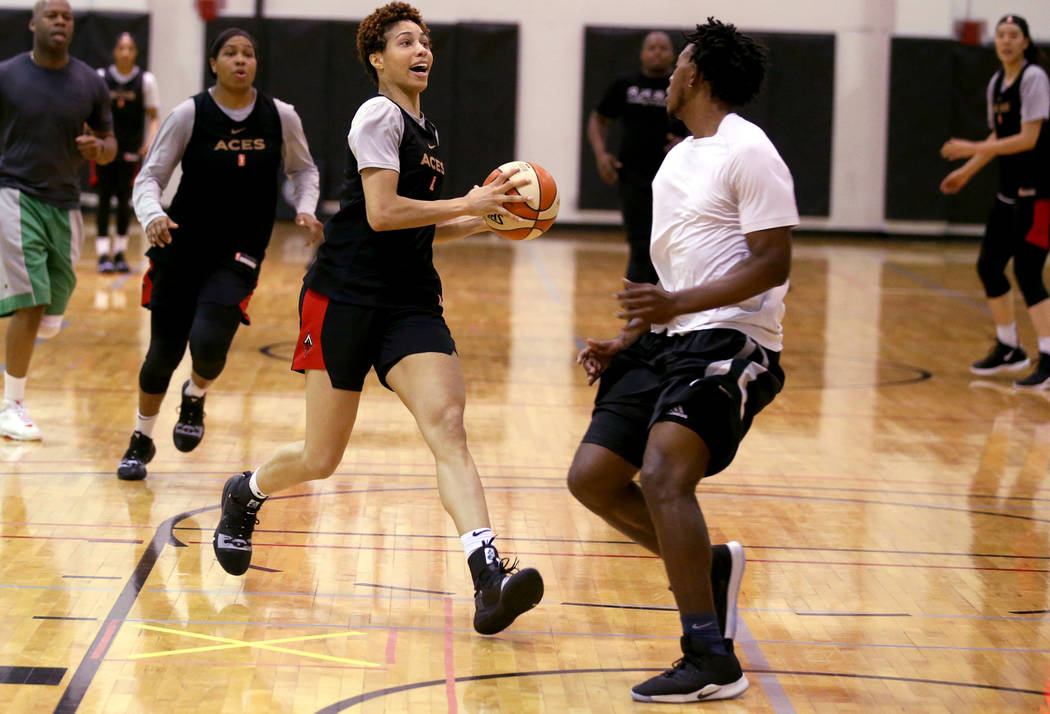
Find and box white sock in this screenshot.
[996,324,1019,348]
[461,527,494,559]
[135,412,157,438]
[184,380,207,398]
[4,372,26,403]
[248,469,268,499]
[95,236,111,257]
[1038,337,1050,356]
[113,235,129,253]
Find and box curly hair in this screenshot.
[684,18,767,108]
[357,2,429,84]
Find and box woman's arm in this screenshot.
[942,121,1043,160]
[132,99,195,243]
[360,166,526,232]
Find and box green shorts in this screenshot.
[0,187,83,316]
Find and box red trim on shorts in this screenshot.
[1025,199,1050,249]
[239,291,254,325]
[140,259,154,307]
[291,288,328,371]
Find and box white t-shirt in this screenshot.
[348,95,431,172]
[649,112,798,350]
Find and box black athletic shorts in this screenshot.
[291,287,456,391]
[141,254,258,325]
[581,328,784,476]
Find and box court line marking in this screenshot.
[122,623,380,667]
[737,617,795,713]
[180,541,1050,573]
[114,618,1050,655]
[312,666,1046,713]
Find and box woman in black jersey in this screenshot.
[94,32,159,273]
[116,28,322,480]
[211,2,544,636]
[941,14,1050,388]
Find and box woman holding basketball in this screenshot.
[211,2,544,636]
[117,28,322,480]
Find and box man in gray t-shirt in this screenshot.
[0,0,115,441]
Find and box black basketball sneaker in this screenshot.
[173,380,206,452]
[213,471,265,575]
[469,540,544,635]
[117,430,155,481]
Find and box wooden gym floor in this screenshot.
[0,224,1047,713]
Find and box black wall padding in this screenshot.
[0,10,150,73]
[579,26,834,218]
[886,38,1000,223]
[205,18,518,214]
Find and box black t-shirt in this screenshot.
[103,66,145,155]
[0,53,112,208]
[305,97,445,308]
[596,71,687,179]
[156,90,284,266]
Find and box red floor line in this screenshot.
[1,534,142,544]
[184,541,1050,572]
[444,597,457,714]
[90,620,120,660]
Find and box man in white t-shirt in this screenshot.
[568,18,798,703]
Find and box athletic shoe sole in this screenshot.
[631,674,750,703]
[474,568,544,635]
[1013,377,1050,390]
[723,541,746,640]
[970,358,1030,375]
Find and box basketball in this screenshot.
[482,160,560,240]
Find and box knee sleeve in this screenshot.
[188,303,242,380]
[139,343,186,394]
[139,309,192,394]
[36,314,63,339]
[1013,247,1050,307]
[977,201,1015,298]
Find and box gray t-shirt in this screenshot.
[0,52,113,208]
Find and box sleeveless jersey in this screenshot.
[305,101,445,308]
[992,63,1050,198]
[104,68,145,155]
[160,90,284,265]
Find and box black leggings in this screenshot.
[977,196,1050,307]
[138,302,243,395]
[96,158,138,237]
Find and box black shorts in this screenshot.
[291,287,456,391]
[141,255,259,325]
[581,328,784,476]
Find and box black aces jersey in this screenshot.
[160,90,284,265]
[104,68,145,154]
[305,99,445,308]
[992,63,1050,198]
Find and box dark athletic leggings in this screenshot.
[138,301,243,395]
[95,158,137,238]
[977,196,1050,307]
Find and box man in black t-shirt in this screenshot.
[0,0,115,440]
[587,31,686,283]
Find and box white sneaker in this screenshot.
[0,400,42,441]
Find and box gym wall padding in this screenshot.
[205,18,518,214]
[885,38,1002,224]
[579,26,835,218]
[0,10,151,74]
